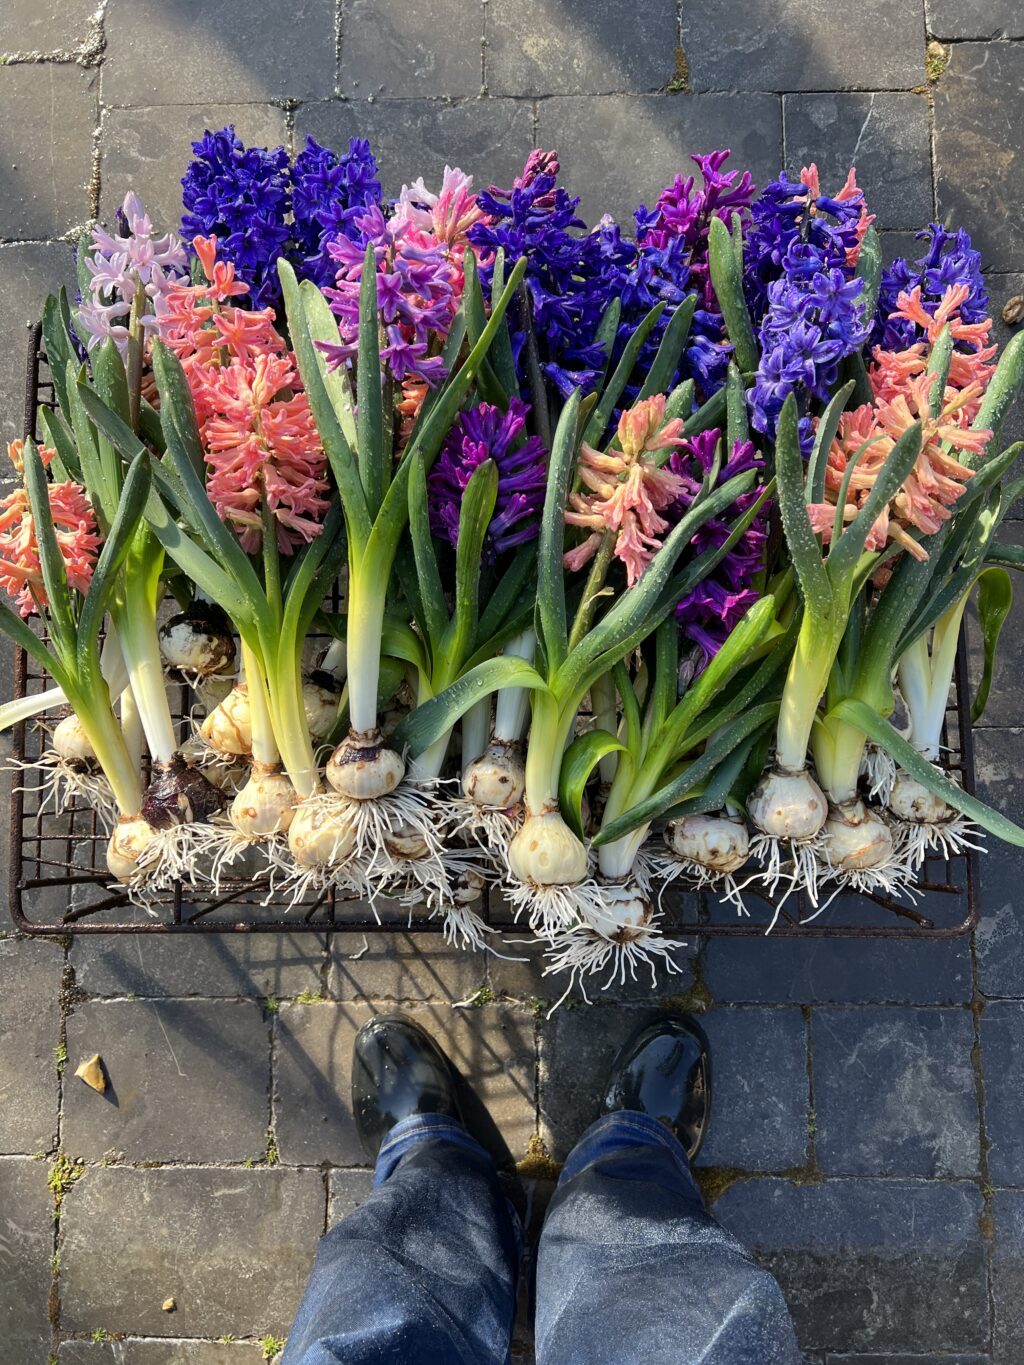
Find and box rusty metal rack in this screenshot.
[7,326,981,939]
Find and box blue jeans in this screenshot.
[282,1111,800,1364]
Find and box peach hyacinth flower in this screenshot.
[0,441,101,617]
[806,284,994,562]
[564,395,687,587]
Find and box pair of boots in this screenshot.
[282,1014,800,1364]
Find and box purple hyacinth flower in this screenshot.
[428,398,548,558]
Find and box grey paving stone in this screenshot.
[59,1166,324,1338]
[274,1001,535,1166]
[486,927,696,1006]
[0,64,96,239]
[715,1177,988,1353]
[782,94,933,231]
[0,238,75,442]
[0,935,63,1154]
[327,931,484,1003]
[704,935,973,1006]
[59,1343,265,1363]
[327,1167,375,1225]
[682,0,925,93]
[826,1356,989,1363]
[878,230,926,267]
[935,43,1024,273]
[973,729,1024,999]
[100,102,289,231]
[341,0,482,97]
[539,1005,808,1168]
[926,0,1024,39]
[296,98,534,205]
[535,94,783,228]
[0,0,98,51]
[981,1002,1024,1185]
[63,1000,270,1163]
[486,0,677,97]
[0,1158,54,1360]
[71,931,325,999]
[993,1189,1024,1361]
[811,1007,980,1178]
[104,0,335,105]
[697,1007,808,1170]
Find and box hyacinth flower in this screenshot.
[291,135,383,290]
[803,288,1024,880]
[874,222,988,352]
[745,166,876,444]
[76,192,188,374]
[612,150,758,408]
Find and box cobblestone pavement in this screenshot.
[1,1,1024,1361]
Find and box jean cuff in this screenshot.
[374,1111,494,1187]
[559,1110,703,1203]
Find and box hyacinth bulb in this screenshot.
[462,740,526,811]
[822,799,894,871]
[665,814,749,874]
[159,601,236,678]
[287,800,357,868]
[589,877,654,941]
[326,730,405,801]
[52,713,97,770]
[106,816,158,882]
[229,763,297,838]
[748,766,828,842]
[200,685,252,757]
[140,758,225,829]
[507,811,588,887]
[303,673,343,744]
[888,772,953,826]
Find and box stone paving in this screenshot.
[1,1,1024,1361]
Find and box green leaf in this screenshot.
[854,226,882,323]
[971,566,1012,722]
[775,393,832,622]
[832,697,1024,845]
[582,303,665,447]
[21,438,77,662]
[41,291,76,421]
[559,729,626,840]
[725,363,749,452]
[37,407,82,485]
[926,325,954,419]
[636,296,697,403]
[407,452,448,651]
[488,250,520,398]
[592,297,623,390]
[807,381,855,505]
[356,244,386,515]
[663,738,757,820]
[593,701,779,845]
[77,450,151,673]
[395,656,548,756]
[277,260,371,549]
[148,339,206,483]
[439,458,498,677]
[477,544,536,646]
[537,389,582,673]
[708,216,758,373]
[986,541,1024,571]
[972,329,1024,454]
[681,381,727,436]
[298,279,358,448]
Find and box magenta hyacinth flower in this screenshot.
[428,398,548,558]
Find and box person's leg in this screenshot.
[282,1016,520,1365]
[534,1017,799,1365]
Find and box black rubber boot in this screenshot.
[351,1012,464,1160]
[601,1014,711,1161]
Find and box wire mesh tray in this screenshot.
[6,325,981,939]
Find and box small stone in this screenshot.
[161,1296,176,1313]
[74,1054,106,1093]
[1003,295,1024,326]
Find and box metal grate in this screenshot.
[6,324,980,939]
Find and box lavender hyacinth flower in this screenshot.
[667,429,768,667]
[428,399,548,558]
[77,192,187,355]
